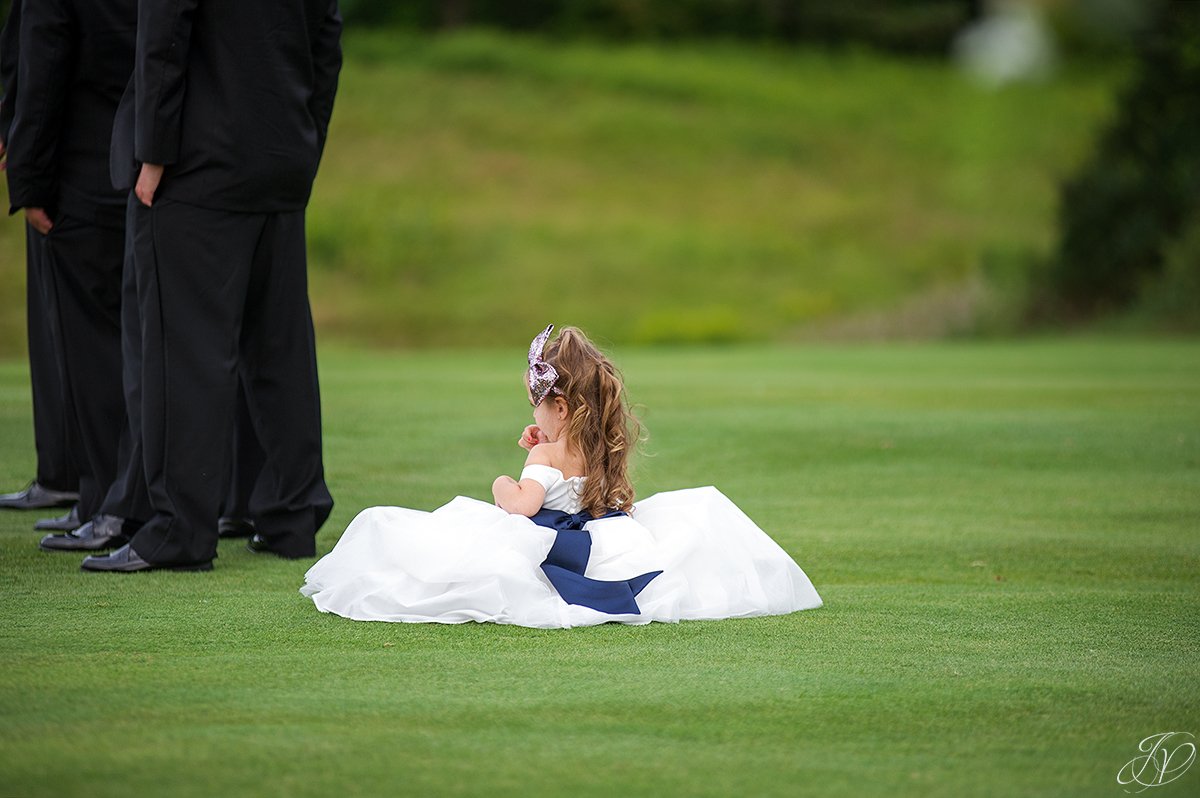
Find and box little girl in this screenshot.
[301,325,822,627]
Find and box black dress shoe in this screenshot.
[40,514,129,552]
[0,481,80,510]
[218,516,256,538]
[81,543,213,573]
[245,533,314,559]
[246,533,274,555]
[34,504,81,532]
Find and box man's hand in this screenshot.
[25,207,53,235]
[135,162,165,207]
[0,136,7,171]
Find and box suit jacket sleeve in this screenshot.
[309,0,342,159]
[0,0,23,144]
[5,0,72,213]
[135,0,199,166]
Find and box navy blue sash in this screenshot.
[532,508,663,615]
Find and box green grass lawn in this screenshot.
[1,338,1197,797]
[0,30,1122,352]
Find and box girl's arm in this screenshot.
[492,445,552,516]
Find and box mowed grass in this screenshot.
[0,30,1122,351]
[1,338,1197,797]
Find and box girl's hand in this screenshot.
[518,425,544,450]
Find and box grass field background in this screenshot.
[1,338,1197,796]
[0,30,1124,351]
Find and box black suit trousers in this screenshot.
[40,212,125,520]
[223,383,266,520]
[128,198,332,565]
[25,223,78,492]
[96,195,152,526]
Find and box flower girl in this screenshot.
[301,325,821,627]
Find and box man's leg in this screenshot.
[43,199,152,553]
[99,196,152,528]
[0,225,80,510]
[218,381,266,538]
[41,214,125,522]
[241,210,332,557]
[27,223,79,494]
[126,199,260,567]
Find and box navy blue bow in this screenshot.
[531,508,662,615]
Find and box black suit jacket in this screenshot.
[119,0,342,213]
[5,0,134,223]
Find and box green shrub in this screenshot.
[1131,213,1200,330]
[1045,0,1200,318]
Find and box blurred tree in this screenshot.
[1046,0,1199,318]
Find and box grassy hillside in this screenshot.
[1,339,1197,796]
[0,30,1123,352]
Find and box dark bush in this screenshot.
[1045,0,1200,318]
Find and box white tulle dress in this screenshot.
[300,465,822,628]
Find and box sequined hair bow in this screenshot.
[528,324,562,405]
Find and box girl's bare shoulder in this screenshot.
[526,440,584,479]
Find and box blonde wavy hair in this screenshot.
[538,327,641,517]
